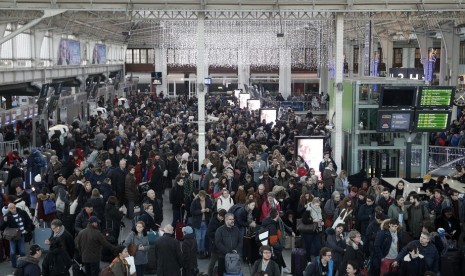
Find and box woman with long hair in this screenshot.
[335,170,349,197]
[125,221,149,276]
[300,198,324,263]
[334,197,354,230]
[297,192,313,218]
[109,245,130,276]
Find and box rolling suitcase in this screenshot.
[291,236,306,276]
[34,222,52,253]
[175,208,186,241]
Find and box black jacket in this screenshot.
[190,197,213,229]
[181,233,198,273]
[74,209,97,233]
[214,224,243,257]
[48,228,75,259]
[207,214,224,253]
[0,208,34,242]
[154,233,183,276]
[170,184,185,210]
[41,247,73,276]
[16,255,41,276]
[357,203,375,235]
[104,203,124,231]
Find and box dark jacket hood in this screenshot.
[17,255,39,268]
[325,227,336,235]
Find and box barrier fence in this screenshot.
[429,146,465,170]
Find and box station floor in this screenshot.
[0,188,294,276]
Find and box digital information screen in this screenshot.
[414,111,451,131]
[418,86,454,107]
[377,111,413,132]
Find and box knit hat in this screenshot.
[34,174,41,182]
[88,216,100,224]
[437,228,446,237]
[182,226,193,235]
[2,206,8,216]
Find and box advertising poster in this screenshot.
[239,93,251,109]
[57,39,81,65]
[92,44,107,64]
[247,99,261,111]
[295,136,325,176]
[259,109,277,125]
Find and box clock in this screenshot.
[454,89,465,107]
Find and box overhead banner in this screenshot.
[92,44,107,64]
[57,39,81,65]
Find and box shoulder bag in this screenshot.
[3,227,21,240]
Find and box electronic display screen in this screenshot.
[295,136,324,178]
[204,78,212,85]
[239,93,251,109]
[379,86,417,108]
[247,99,261,111]
[414,110,451,131]
[417,86,454,108]
[377,110,413,132]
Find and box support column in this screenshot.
[402,48,415,68]
[279,48,292,98]
[319,66,329,95]
[439,23,460,119]
[32,30,46,67]
[238,51,250,92]
[361,21,373,76]
[345,41,354,79]
[416,33,434,82]
[196,12,207,169]
[379,37,393,74]
[154,48,168,97]
[334,14,344,170]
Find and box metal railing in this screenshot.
[428,146,465,170]
[0,140,32,157]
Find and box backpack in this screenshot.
[225,252,241,274]
[228,204,244,217]
[43,198,57,215]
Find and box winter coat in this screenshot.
[125,173,138,202]
[399,253,427,276]
[217,195,234,212]
[388,202,407,223]
[339,238,364,273]
[154,233,183,276]
[406,203,429,238]
[74,209,97,233]
[214,224,243,257]
[251,259,281,276]
[109,167,126,200]
[104,203,124,232]
[208,214,224,253]
[261,217,283,249]
[16,255,41,276]
[181,233,198,275]
[190,196,213,229]
[357,203,375,235]
[170,183,185,210]
[98,183,114,203]
[41,247,72,276]
[373,228,402,269]
[88,197,105,222]
[395,240,439,273]
[45,161,63,187]
[325,227,346,269]
[0,208,35,242]
[110,257,130,276]
[125,231,149,265]
[36,193,57,222]
[47,227,75,258]
[75,224,116,263]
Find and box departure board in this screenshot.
[417,86,454,107]
[414,111,451,131]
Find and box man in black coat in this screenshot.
[207,209,226,276]
[45,219,75,258]
[108,159,126,204]
[215,212,243,276]
[154,224,183,276]
[75,202,97,233]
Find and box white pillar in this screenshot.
[379,37,393,73]
[33,30,46,67]
[154,48,168,96]
[196,12,207,170]
[402,48,415,68]
[334,14,344,170]
[279,48,292,98]
[345,41,354,78]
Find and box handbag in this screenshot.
[297,218,318,234]
[3,227,21,240]
[69,199,78,215]
[332,209,353,229]
[127,235,137,257]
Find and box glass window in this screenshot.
[125,49,133,63]
[133,49,140,64]
[140,49,147,64]
[15,33,31,59]
[1,30,13,59]
[40,36,51,60]
[148,49,155,64]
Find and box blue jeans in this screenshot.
[10,235,25,268]
[195,221,207,252]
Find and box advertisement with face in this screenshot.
[259,109,277,126]
[247,99,261,111]
[295,137,324,174]
[239,93,251,109]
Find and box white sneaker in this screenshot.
[283,267,291,274]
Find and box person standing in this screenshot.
[190,190,213,258]
[75,216,116,276]
[207,209,226,276]
[301,198,324,264]
[41,238,72,276]
[252,154,267,184]
[304,247,335,276]
[339,230,365,273]
[125,221,149,276]
[109,245,130,276]
[108,159,127,207]
[399,243,427,276]
[0,203,35,268]
[372,219,402,276]
[251,245,281,276]
[393,231,439,274]
[125,165,138,220]
[45,219,75,259]
[215,212,243,276]
[153,224,183,276]
[181,226,198,276]
[16,244,42,275]
[170,176,186,226]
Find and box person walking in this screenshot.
[109,245,130,276]
[42,238,73,276]
[75,216,116,276]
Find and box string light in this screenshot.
[160,19,334,69]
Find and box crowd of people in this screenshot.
[0,90,462,276]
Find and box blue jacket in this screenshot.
[304,258,334,276]
[396,240,439,273]
[17,256,41,276]
[373,229,402,269]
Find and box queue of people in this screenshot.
[0,91,462,276]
